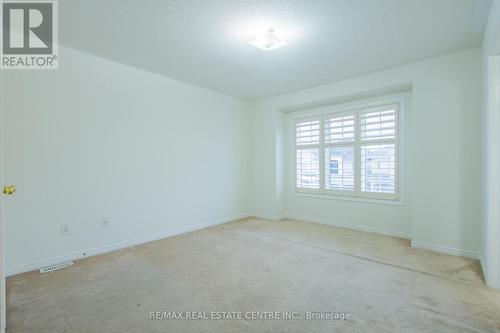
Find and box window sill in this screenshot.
[290,191,404,206]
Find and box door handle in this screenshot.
[3,185,16,195]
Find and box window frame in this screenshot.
[292,96,403,202]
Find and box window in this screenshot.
[294,103,400,200]
[329,160,339,175]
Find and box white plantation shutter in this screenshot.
[295,119,320,190]
[360,105,398,195]
[296,148,320,189]
[325,113,355,144]
[361,144,396,193]
[324,112,355,191]
[360,106,396,141]
[325,146,354,191]
[295,102,400,199]
[296,119,320,146]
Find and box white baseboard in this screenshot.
[250,213,285,221]
[285,214,411,239]
[478,254,500,290]
[411,241,480,259]
[480,254,488,280]
[5,213,250,277]
[283,215,481,260]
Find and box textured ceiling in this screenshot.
[59,0,492,100]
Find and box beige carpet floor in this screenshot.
[6,218,500,332]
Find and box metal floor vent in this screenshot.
[39,261,73,273]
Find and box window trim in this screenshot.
[291,95,404,203]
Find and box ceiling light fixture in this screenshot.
[249,29,288,51]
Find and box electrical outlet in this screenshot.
[101,218,110,228]
[60,224,70,235]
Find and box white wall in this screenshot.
[481,0,500,289]
[250,48,482,257]
[1,46,250,275]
